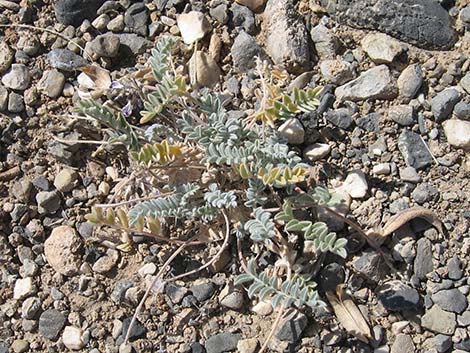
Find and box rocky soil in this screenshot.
[1,0,470,352]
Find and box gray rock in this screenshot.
[87,33,120,58]
[397,64,423,99]
[320,0,456,50]
[38,70,65,98]
[399,167,421,183]
[8,93,25,113]
[39,309,66,340]
[447,256,463,280]
[117,33,148,55]
[443,119,470,150]
[353,250,387,282]
[122,317,146,340]
[2,64,30,90]
[454,101,470,120]
[431,88,461,121]
[210,4,228,24]
[388,105,415,126]
[0,85,8,111]
[111,280,133,304]
[54,0,105,26]
[461,6,470,23]
[47,49,88,71]
[412,183,439,204]
[190,282,215,302]
[433,334,452,353]
[107,14,125,32]
[21,297,42,319]
[0,41,14,73]
[205,333,241,353]
[356,113,380,132]
[219,290,245,310]
[460,73,470,94]
[335,65,397,101]
[36,191,61,214]
[264,0,311,73]
[231,31,266,72]
[276,312,308,343]
[421,305,456,335]
[391,334,414,353]
[325,108,353,129]
[414,238,433,280]
[432,289,467,314]
[319,263,345,292]
[310,24,340,59]
[230,3,255,33]
[124,2,148,36]
[165,283,188,304]
[377,280,419,311]
[397,130,433,170]
[320,59,354,85]
[457,311,470,326]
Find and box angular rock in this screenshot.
[47,49,88,71]
[189,51,221,88]
[320,59,354,85]
[377,280,419,311]
[278,118,305,144]
[0,85,7,111]
[231,31,266,72]
[335,65,396,101]
[36,191,61,214]
[431,88,461,121]
[21,297,41,319]
[190,281,215,302]
[421,305,456,335]
[342,170,368,199]
[205,333,241,353]
[8,93,25,113]
[124,2,148,36]
[443,119,470,150]
[454,101,470,120]
[353,250,387,282]
[361,33,405,64]
[325,108,353,129]
[276,312,308,343]
[447,256,463,280]
[63,326,85,350]
[431,289,467,314]
[39,309,66,340]
[92,248,119,274]
[14,277,35,300]
[0,41,14,73]
[87,33,120,58]
[397,64,423,99]
[397,130,433,170]
[231,3,256,34]
[122,317,146,340]
[38,70,66,98]
[411,182,439,204]
[434,334,452,353]
[177,11,211,45]
[414,238,433,280]
[44,226,82,276]
[264,0,311,73]
[54,0,105,26]
[304,143,330,161]
[391,334,414,353]
[399,167,421,183]
[311,24,340,60]
[320,0,456,50]
[117,33,148,55]
[2,64,31,91]
[388,105,415,126]
[237,338,258,353]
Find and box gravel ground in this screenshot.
[1,0,470,352]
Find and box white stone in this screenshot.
[373,163,391,175]
[62,326,85,350]
[1,64,31,90]
[341,170,368,199]
[189,51,221,88]
[77,72,96,89]
[177,11,211,45]
[251,300,273,316]
[303,143,330,161]
[277,118,305,144]
[44,226,82,276]
[443,119,470,150]
[14,277,34,300]
[361,33,405,64]
[138,263,157,277]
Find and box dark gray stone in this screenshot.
[411,182,439,204]
[231,31,266,72]
[356,113,380,132]
[264,0,311,73]
[325,108,353,129]
[320,0,456,50]
[391,334,415,353]
[377,280,420,311]
[165,283,188,304]
[460,6,470,24]
[117,34,149,55]
[190,282,215,302]
[124,2,148,36]
[353,250,387,282]
[319,263,345,292]
[454,101,470,121]
[276,312,308,343]
[8,93,25,113]
[111,280,133,303]
[431,88,461,121]
[47,49,88,72]
[54,0,105,26]
[447,256,463,280]
[434,334,452,353]
[455,339,470,351]
[389,105,415,126]
[311,24,340,59]
[205,333,241,353]
[398,130,434,170]
[87,33,120,58]
[39,309,66,340]
[432,288,467,314]
[230,3,255,34]
[122,317,146,340]
[414,238,433,280]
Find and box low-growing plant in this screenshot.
[77,36,351,349]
